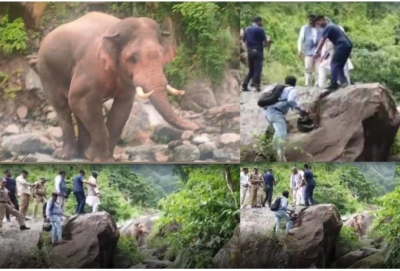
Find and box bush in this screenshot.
[0,15,28,54]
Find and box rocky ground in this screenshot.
[0,64,241,163]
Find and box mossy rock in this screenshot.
[349,250,385,268]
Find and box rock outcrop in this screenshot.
[332,247,381,268]
[212,226,241,268]
[0,212,119,268]
[241,84,400,162]
[239,204,342,268]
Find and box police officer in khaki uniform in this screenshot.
[32,177,47,219]
[249,167,263,208]
[0,178,30,236]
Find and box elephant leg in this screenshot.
[40,72,77,159]
[76,117,91,158]
[105,94,134,154]
[68,83,112,162]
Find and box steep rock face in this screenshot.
[239,204,342,268]
[241,84,400,162]
[212,226,241,268]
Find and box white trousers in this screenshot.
[240,185,249,207]
[296,187,305,205]
[318,65,351,88]
[304,56,319,87]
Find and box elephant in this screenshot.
[32,12,200,162]
[125,222,150,248]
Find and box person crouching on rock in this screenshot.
[0,178,30,236]
[273,191,293,235]
[45,192,67,246]
[263,76,309,161]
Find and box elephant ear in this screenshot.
[160,16,177,65]
[97,28,121,71]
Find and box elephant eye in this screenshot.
[128,53,138,63]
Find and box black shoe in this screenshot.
[241,84,249,92]
[340,83,349,88]
[325,84,339,91]
[20,225,30,231]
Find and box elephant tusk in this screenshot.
[136,87,154,99]
[166,85,185,96]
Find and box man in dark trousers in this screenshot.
[4,170,19,222]
[262,169,276,207]
[303,164,316,206]
[73,170,87,214]
[314,16,353,93]
[242,16,270,92]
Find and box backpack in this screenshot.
[43,199,55,218]
[257,85,287,107]
[270,197,282,212]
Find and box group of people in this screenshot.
[241,165,317,234]
[242,15,354,162]
[242,14,354,92]
[0,169,101,246]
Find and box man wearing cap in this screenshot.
[54,171,67,212]
[32,177,47,219]
[0,178,29,236]
[4,170,18,223]
[16,170,33,219]
[249,167,263,208]
[86,171,101,213]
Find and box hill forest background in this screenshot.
[0,164,239,268]
[240,2,400,96]
[241,162,400,268]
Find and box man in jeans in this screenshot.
[303,164,316,206]
[262,169,276,207]
[264,76,309,161]
[45,192,67,246]
[4,170,18,223]
[242,16,269,92]
[274,191,293,235]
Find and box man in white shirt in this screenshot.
[296,169,306,206]
[297,14,323,87]
[16,170,32,219]
[54,171,67,212]
[86,171,101,212]
[240,168,250,208]
[289,167,302,205]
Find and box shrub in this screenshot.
[0,15,28,54]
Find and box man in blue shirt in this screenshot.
[314,16,353,93]
[4,170,19,222]
[264,76,309,161]
[273,191,293,234]
[262,169,276,207]
[242,16,269,92]
[73,170,87,214]
[303,164,316,206]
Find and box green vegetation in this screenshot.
[374,165,400,268]
[240,3,400,93]
[0,15,28,55]
[0,164,238,268]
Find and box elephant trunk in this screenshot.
[150,90,199,131]
[134,71,199,131]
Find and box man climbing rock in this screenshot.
[54,171,67,212]
[242,16,269,92]
[0,178,30,236]
[314,15,353,93]
[272,191,293,235]
[240,168,250,208]
[32,177,47,219]
[249,167,263,208]
[4,170,18,223]
[262,169,276,207]
[16,170,32,219]
[259,76,309,161]
[45,192,67,246]
[297,14,323,87]
[303,164,316,206]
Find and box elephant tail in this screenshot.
[26,54,39,74]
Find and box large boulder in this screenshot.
[241,84,400,162]
[349,248,386,268]
[49,212,119,268]
[332,247,381,268]
[240,204,342,268]
[212,226,241,268]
